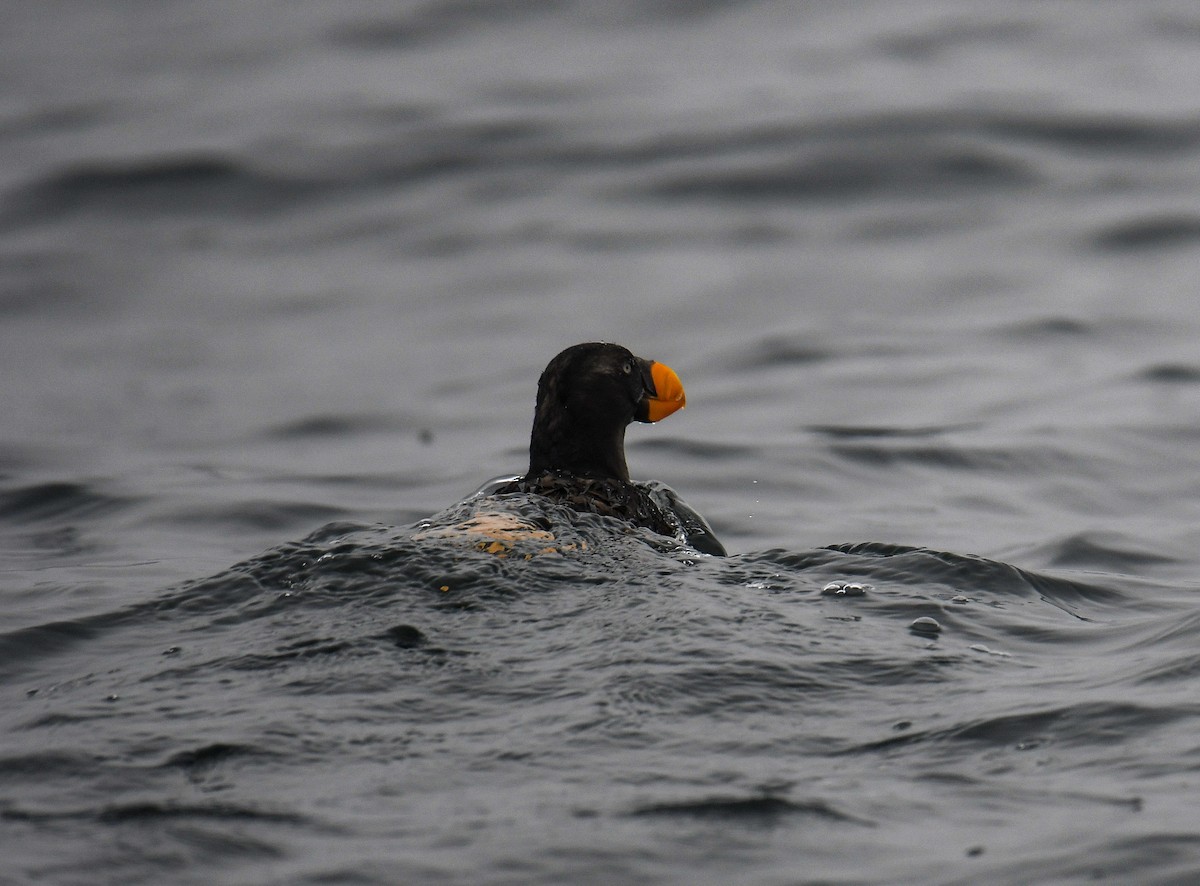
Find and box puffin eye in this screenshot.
[622,360,634,375]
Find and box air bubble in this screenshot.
[909,616,941,635]
[821,580,869,597]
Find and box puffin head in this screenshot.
[526,343,686,481]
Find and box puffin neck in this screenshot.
[527,401,632,481]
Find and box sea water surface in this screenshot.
[4,2,1200,883]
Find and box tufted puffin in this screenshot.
[485,343,726,556]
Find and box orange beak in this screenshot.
[643,361,686,422]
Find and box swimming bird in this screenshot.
[486,342,726,556]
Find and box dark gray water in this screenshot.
[5,2,1200,883]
